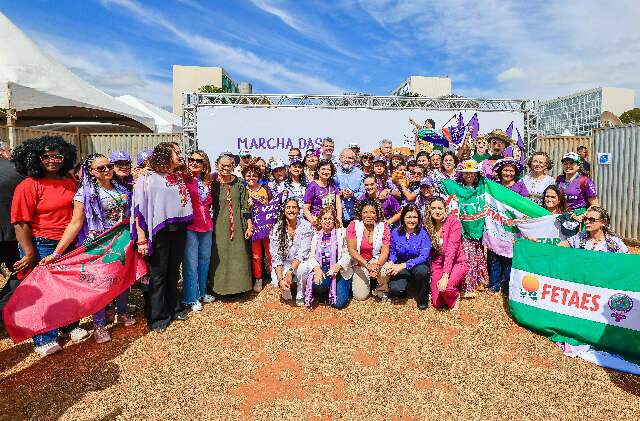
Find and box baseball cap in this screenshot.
[110,150,131,163]
[239,149,252,157]
[561,152,580,163]
[270,160,287,171]
[136,149,153,166]
[420,176,435,187]
[349,143,360,149]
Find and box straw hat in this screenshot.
[486,129,514,146]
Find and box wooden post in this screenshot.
[6,108,16,150]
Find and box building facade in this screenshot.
[172,65,240,115]
[390,76,452,97]
[538,87,635,136]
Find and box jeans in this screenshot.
[182,230,213,305]
[18,237,77,347]
[388,263,430,307]
[488,251,512,292]
[93,290,129,327]
[312,274,351,309]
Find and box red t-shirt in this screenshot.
[346,221,391,261]
[11,176,77,241]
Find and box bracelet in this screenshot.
[51,252,62,259]
[136,240,148,246]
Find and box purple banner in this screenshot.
[252,191,286,241]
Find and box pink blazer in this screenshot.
[431,215,467,273]
[185,177,213,232]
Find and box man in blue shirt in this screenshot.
[335,148,364,227]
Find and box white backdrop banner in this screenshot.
[196,107,525,161]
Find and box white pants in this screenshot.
[271,261,309,301]
[351,258,389,300]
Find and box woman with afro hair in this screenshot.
[10,136,89,356]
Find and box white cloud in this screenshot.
[101,0,346,94]
[248,0,303,32]
[497,67,526,82]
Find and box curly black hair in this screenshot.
[11,135,77,178]
[355,198,384,223]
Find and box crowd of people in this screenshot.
[0,129,629,357]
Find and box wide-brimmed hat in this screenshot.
[486,129,514,146]
[458,159,481,173]
[492,157,522,175]
[561,152,580,163]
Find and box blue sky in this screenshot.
[2,0,639,109]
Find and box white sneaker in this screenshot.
[253,279,263,292]
[295,298,305,307]
[68,327,89,341]
[191,301,203,312]
[34,342,62,356]
[201,294,215,303]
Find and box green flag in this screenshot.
[441,178,486,240]
[509,239,640,360]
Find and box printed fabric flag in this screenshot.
[441,178,550,254]
[515,214,568,246]
[509,239,640,361]
[252,191,286,241]
[2,221,148,343]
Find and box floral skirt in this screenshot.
[461,238,488,291]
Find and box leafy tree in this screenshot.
[620,108,640,124]
[198,85,224,93]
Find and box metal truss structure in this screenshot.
[183,93,539,155]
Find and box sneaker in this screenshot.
[59,327,89,341]
[253,279,263,292]
[201,294,215,304]
[295,298,305,307]
[379,293,389,303]
[117,313,137,327]
[34,342,62,356]
[93,326,111,344]
[191,301,203,312]
[172,311,188,321]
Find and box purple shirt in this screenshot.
[506,180,530,198]
[556,175,597,210]
[304,181,340,216]
[389,226,431,270]
[359,193,401,221]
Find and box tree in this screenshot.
[620,108,640,124]
[198,85,223,93]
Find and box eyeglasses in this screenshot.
[188,158,205,164]
[583,217,602,223]
[40,153,64,162]
[93,164,114,172]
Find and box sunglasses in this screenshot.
[583,217,602,223]
[189,158,205,164]
[40,154,64,161]
[93,164,114,172]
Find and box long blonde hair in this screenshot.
[423,197,447,255]
[189,150,212,186]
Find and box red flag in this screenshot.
[2,221,148,343]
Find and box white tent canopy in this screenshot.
[117,95,181,133]
[0,12,155,132]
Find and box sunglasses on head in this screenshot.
[188,158,205,164]
[40,153,64,161]
[583,217,602,223]
[93,163,114,172]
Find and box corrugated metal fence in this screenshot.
[0,126,181,160]
[81,133,181,160]
[593,126,640,242]
[536,135,593,177]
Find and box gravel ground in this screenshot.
[1,282,639,420]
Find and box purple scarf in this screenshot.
[305,229,338,308]
[77,167,131,245]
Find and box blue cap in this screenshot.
[136,149,153,166]
[110,150,131,163]
[420,176,435,187]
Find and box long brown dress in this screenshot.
[209,175,252,295]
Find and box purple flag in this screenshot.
[448,113,466,146]
[468,113,479,139]
[516,128,525,167]
[505,121,514,138]
[252,192,286,241]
